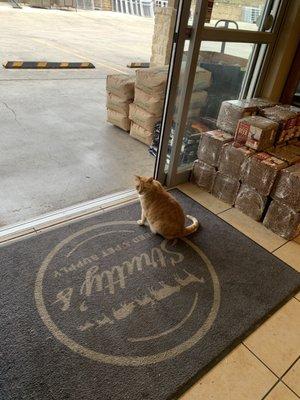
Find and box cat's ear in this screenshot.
[147,177,154,183]
[134,175,141,181]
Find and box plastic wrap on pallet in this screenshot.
[135,67,168,96]
[235,116,278,151]
[279,105,300,137]
[212,172,240,205]
[129,103,160,132]
[263,200,300,240]
[241,152,288,196]
[216,99,257,134]
[107,109,131,131]
[130,123,153,145]
[106,74,135,100]
[191,160,216,192]
[248,97,276,109]
[197,130,233,167]
[266,144,300,165]
[218,143,255,179]
[134,87,164,116]
[235,184,268,221]
[259,105,297,143]
[271,164,300,211]
[106,93,131,116]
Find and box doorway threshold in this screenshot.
[0,189,137,244]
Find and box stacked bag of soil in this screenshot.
[106,74,135,132]
[129,67,168,145]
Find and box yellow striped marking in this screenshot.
[60,62,69,68]
[12,61,23,68]
[37,62,48,68]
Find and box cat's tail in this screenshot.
[182,215,200,237]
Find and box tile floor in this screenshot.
[0,182,299,400]
[178,182,300,400]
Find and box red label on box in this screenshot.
[235,121,250,145]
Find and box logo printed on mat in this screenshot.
[35,221,220,366]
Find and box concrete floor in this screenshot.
[0,4,155,226]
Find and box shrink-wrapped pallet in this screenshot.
[106,74,135,100]
[107,109,131,132]
[271,164,300,211]
[130,123,153,145]
[129,103,160,132]
[191,160,216,192]
[212,172,240,205]
[248,97,276,109]
[218,143,255,179]
[235,184,268,221]
[135,67,168,96]
[197,130,233,167]
[134,87,164,116]
[235,116,278,151]
[241,153,288,196]
[217,99,257,134]
[266,144,300,165]
[259,105,297,143]
[106,93,131,116]
[263,200,300,240]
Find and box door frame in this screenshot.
[154,0,292,187]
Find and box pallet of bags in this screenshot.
[263,163,300,239]
[129,67,168,145]
[106,74,135,132]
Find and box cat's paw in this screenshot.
[137,219,144,226]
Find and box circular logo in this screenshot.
[35,221,220,366]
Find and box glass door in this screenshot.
[154,0,288,186]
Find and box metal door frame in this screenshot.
[154,0,290,187]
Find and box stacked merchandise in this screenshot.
[148,122,203,167]
[191,130,234,199]
[106,74,135,132]
[129,67,168,145]
[191,98,300,229]
[263,164,300,239]
[175,65,211,124]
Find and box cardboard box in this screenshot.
[197,130,233,167]
[191,160,216,192]
[259,105,297,143]
[212,172,240,205]
[271,164,300,211]
[263,200,300,240]
[235,184,268,221]
[217,99,257,134]
[241,152,288,196]
[235,116,278,151]
[218,143,255,179]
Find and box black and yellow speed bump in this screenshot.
[3,61,95,69]
[127,62,150,68]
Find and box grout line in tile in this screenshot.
[216,206,233,215]
[261,380,281,400]
[242,343,279,378]
[271,239,291,254]
[294,296,300,302]
[280,356,300,380]
[281,381,300,399]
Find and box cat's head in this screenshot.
[134,176,155,194]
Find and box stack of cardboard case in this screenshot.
[106,74,135,132]
[129,67,168,145]
[192,98,300,239]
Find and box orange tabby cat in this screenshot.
[135,176,199,239]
